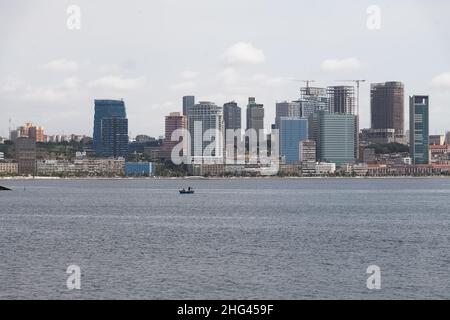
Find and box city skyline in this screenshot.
[1,1,450,138]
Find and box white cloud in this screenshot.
[39,59,79,72]
[23,77,80,102]
[217,67,239,86]
[431,72,450,90]
[222,42,266,65]
[170,70,198,91]
[321,58,362,72]
[88,75,146,90]
[24,86,68,102]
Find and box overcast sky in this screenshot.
[1,0,450,138]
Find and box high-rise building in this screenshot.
[300,139,317,175]
[246,97,264,132]
[275,101,301,129]
[446,131,450,145]
[309,111,356,165]
[15,137,36,175]
[183,96,195,116]
[93,99,127,155]
[246,97,265,158]
[223,102,242,159]
[163,112,187,160]
[299,87,330,119]
[19,123,32,137]
[327,86,356,115]
[28,126,45,142]
[101,117,129,158]
[409,96,429,165]
[223,101,241,131]
[327,86,358,159]
[299,140,316,163]
[187,101,224,161]
[370,82,405,136]
[279,117,308,164]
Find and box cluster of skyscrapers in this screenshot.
[89,81,431,169]
[153,84,367,167]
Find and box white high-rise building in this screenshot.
[187,101,224,163]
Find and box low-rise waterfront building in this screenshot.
[429,135,445,146]
[144,146,163,162]
[342,163,369,176]
[429,144,450,164]
[279,164,301,176]
[315,162,336,175]
[36,158,125,176]
[359,147,376,163]
[0,161,18,175]
[125,162,154,177]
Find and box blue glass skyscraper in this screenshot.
[93,100,128,157]
[279,117,308,164]
[101,117,129,158]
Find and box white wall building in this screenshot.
[315,162,336,175]
[0,161,18,175]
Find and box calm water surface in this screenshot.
[0,178,449,299]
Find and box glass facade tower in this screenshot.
[279,117,308,164]
[93,99,128,157]
[309,111,356,165]
[409,96,429,165]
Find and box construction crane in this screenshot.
[336,80,366,116]
[8,118,12,140]
[289,79,316,89]
[289,79,316,97]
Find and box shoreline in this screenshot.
[1,175,450,181]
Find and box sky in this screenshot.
[1,0,450,138]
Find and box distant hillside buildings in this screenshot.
[9,122,44,142]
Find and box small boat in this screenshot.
[179,187,194,194]
[0,186,12,191]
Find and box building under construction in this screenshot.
[327,86,356,115]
